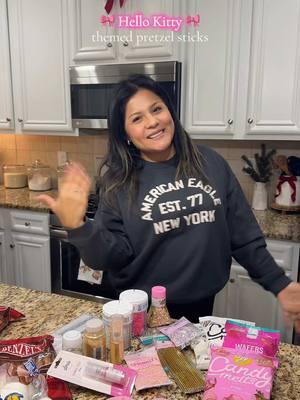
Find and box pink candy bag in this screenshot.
[204,347,279,400]
[223,321,280,358]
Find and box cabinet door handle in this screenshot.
[107,42,112,48]
[10,244,15,249]
[227,119,233,125]
[247,117,254,124]
[24,222,31,227]
[229,278,235,283]
[18,118,23,123]
[6,117,11,122]
[123,41,129,47]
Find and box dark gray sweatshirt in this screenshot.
[68,146,291,303]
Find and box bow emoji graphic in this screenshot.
[100,15,115,26]
[186,14,200,26]
[105,0,125,14]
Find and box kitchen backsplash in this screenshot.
[0,133,299,205]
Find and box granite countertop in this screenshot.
[0,186,57,212]
[0,186,299,241]
[0,283,300,400]
[253,209,300,242]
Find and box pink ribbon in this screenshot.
[275,175,297,202]
[186,15,200,26]
[105,0,125,14]
[100,15,114,25]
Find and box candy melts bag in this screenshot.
[203,347,279,400]
[223,321,280,358]
[0,306,25,333]
[192,317,256,369]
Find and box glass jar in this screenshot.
[3,164,27,188]
[56,162,70,191]
[27,160,52,191]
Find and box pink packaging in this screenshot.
[124,346,172,391]
[204,347,279,400]
[223,321,280,358]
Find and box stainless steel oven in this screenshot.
[70,61,181,130]
[50,196,117,303]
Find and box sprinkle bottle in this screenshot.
[62,330,82,354]
[119,289,148,337]
[109,314,124,364]
[147,286,172,328]
[82,318,106,361]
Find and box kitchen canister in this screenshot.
[119,289,148,337]
[102,300,133,350]
[27,160,52,191]
[3,164,27,188]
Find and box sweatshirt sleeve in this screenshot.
[224,161,291,296]
[67,202,134,271]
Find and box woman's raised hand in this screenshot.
[36,162,91,229]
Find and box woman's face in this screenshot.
[124,89,175,162]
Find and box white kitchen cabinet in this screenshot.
[68,0,179,65]
[0,0,14,130]
[244,0,300,139]
[0,231,8,283]
[12,233,51,293]
[0,208,51,293]
[184,0,300,140]
[183,0,244,138]
[213,239,300,343]
[6,0,73,133]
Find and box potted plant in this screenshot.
[241,144,276,210]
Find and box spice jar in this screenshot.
[147,286,172,328]
[102,300,133,350]
[27,160,52,191]
[3,164,27,188]
[62,330,82,354]
[119,289,148,337]
[82,318,106,360]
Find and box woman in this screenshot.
[38,75,300,326]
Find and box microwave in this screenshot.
[70,61,181,130]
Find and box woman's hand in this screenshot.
[277,282,300,332]
[36,162,91,229]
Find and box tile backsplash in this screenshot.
[0,133,299,205]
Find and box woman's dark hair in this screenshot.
[99,74,207,208]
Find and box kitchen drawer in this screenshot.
[266,239,298,271]
[9,210,49,235]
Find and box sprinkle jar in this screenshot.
[119,289,148,337]
[102,300,133,350]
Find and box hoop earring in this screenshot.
[127,139,131,146]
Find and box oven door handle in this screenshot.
[50,228,69,239]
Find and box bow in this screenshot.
[105,0,125,14]
[186,14,200,26]
[100,15,114,25]
[275,175,298,202]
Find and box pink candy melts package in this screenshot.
[223,321,280,358]
[203,347,279,400]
